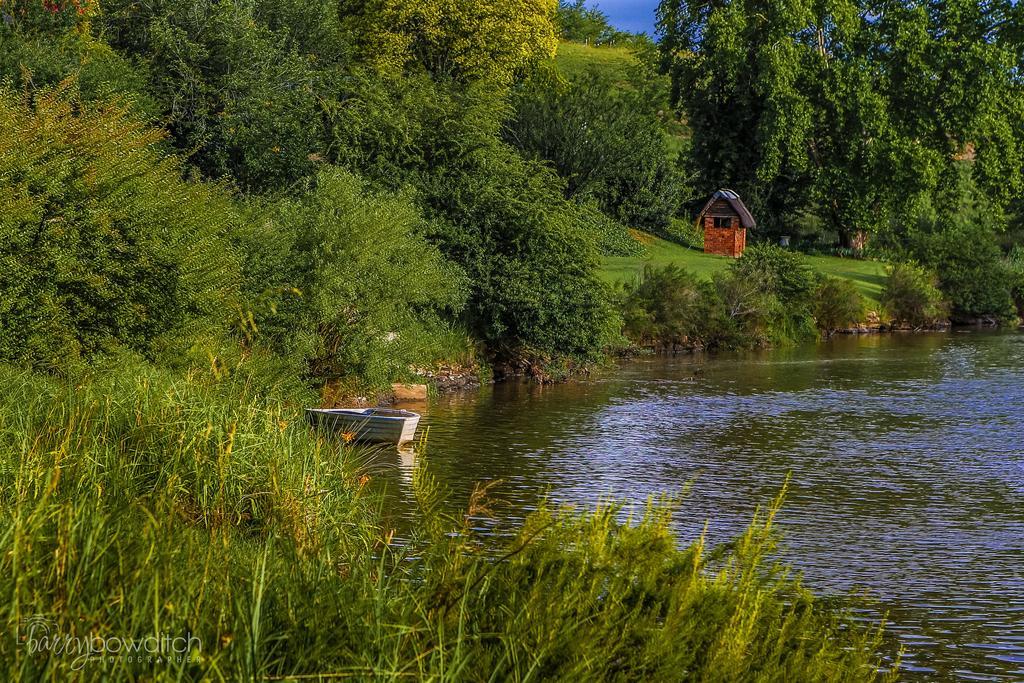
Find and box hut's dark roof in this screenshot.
[697,189,756,229]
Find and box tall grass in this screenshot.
[0,362,894,681]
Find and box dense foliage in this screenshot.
[655,0,1023,321]
[343,0,559,84]
[239,170,469,388]
[0,85,237,371]
[656,0,1024,246]
[814,277,867,335]
[555,0,643,45]
[901,168,1018,322]
[619,245,880,349]
[508,70,684,232]
[0,0,630,379]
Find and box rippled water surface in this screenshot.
[374,332,1024,680]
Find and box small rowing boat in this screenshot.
[306,408,421,446]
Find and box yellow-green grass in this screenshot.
[553,41,638,84]
[602,232,888,303]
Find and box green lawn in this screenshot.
[553,42,638,84]
[601,233,888,303]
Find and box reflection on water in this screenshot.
[369,331,1024,681]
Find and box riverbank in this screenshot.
[0,361,890,680]
[387,330,1024,681]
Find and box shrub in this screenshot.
[911,223,1017,322]
[1008,246,1024,318]
[583,203,644,256]
[619,265,779,351]
[0,30,159,115]
[905,166,1017,322]
[419,140,621,366]
[732,244,817,306]
[814,276,866,335]
[98,0,328,192]
[327,72,622,368]
[0,85,238,371]
[880,263,949,328]
[237,169,468,389]
[731,244,818,343]
[619,265,701,346]
[662,216,705,250]
[693,272,780,349]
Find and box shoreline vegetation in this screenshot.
[1,0,1022,678]
[0,364,897,681]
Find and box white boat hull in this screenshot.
[306,408,420,445]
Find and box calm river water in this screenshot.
[373,331,1024,681]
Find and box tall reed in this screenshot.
[0,361,894,681]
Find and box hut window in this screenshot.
[713,216,733,228]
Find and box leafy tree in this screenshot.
[326,71,621,365]
[555,0,638,45]
[340,0,560,85]
[507,70,684,231]
[0,84,237,370]
[556,0,611,43]
[656,0,816,235]
[0,0,640,370]
[98,0,331,192]
[420,140,621,364]
[656,0,1024,248]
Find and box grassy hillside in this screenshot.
[553,41,638,83]
[602,232,888,303]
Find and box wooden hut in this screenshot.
[697,189,755,258]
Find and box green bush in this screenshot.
[583,203,644,256]
[619,265,701,346]
[911,223,1017,322]
[814,276,866,335]
[0,31,159,116]
[905,167,1017,322]
[98,0,334,192]
[662,216,705,250]
[618,265,780,351]
[238,169,468,389]
[419,139,622,366]
[324,70,624,367]
[731,244,818,343]
[693,272,780,350]
[1008,246,1024,318]
[0,85,238,371]
[880,263,949,328]
[732,244,817,306]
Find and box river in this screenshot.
[373,331,1024,681]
